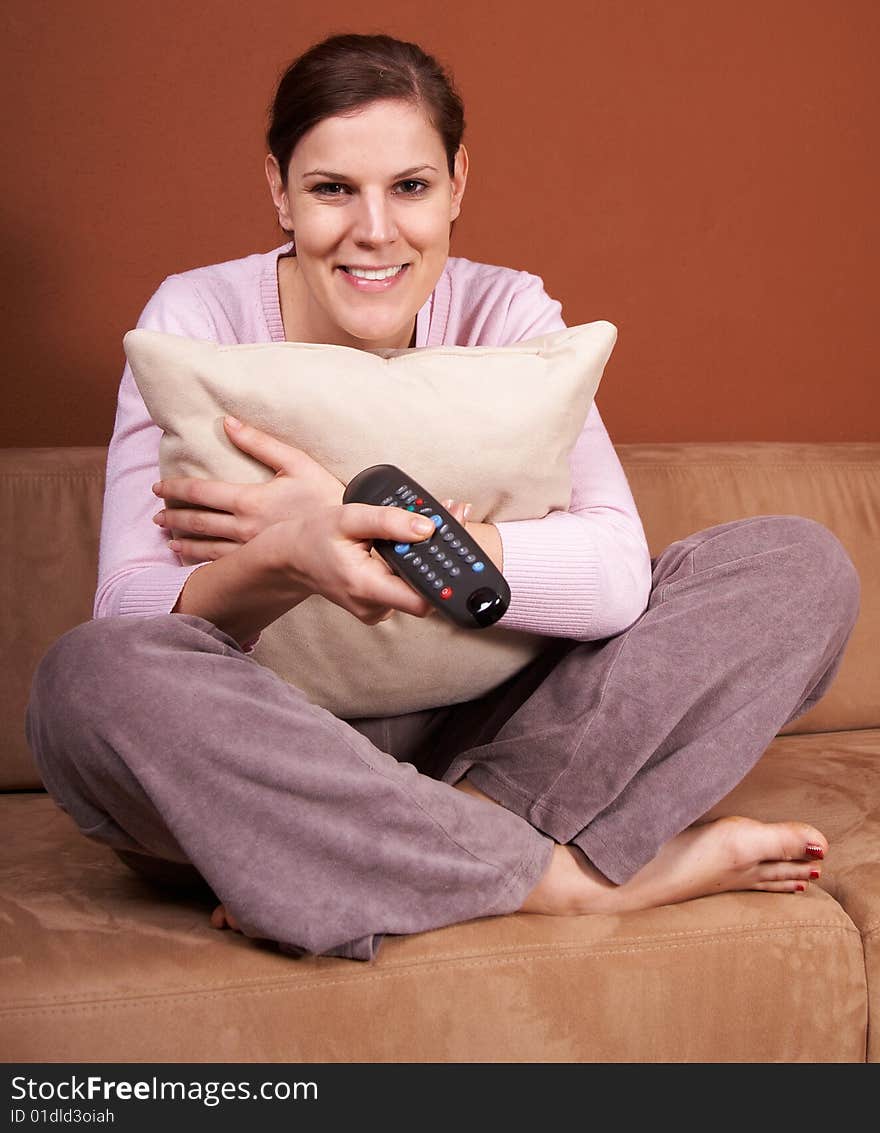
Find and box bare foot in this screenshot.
[210,903,242,932]
[454,778,827,916]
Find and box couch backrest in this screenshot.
[2,442,878,790]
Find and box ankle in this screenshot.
[520,844,614,916]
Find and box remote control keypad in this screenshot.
[384,484,485,601]
[344,463,510,629]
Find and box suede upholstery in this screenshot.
[1,441,878,1063]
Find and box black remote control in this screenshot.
[343,464,510,629]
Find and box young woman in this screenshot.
[26,33,859,960]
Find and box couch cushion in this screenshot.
[122,323,615,717]
[619,442,880,733]
[707,726,880,1063]
[3,729,876,1062]
[0,447,105,789]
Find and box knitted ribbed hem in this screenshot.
[260,243,294,342]
[111,565,260,654]
[496,514,601,637]
[114,564,205,617]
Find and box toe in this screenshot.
[754,879,809,893]
[775,821,828,863]
[758,861,821,884]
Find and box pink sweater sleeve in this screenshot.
[94,276,221,620]
[488,273,653,640]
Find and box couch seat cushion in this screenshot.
[4,730,877,1063]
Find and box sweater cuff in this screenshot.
[114,564,204,617]
[495,515,601,637]
[111,564,261,655]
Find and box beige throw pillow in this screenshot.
[123,321,617,717]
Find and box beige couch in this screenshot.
[2,441,878,1063]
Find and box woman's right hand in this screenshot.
[255,499,443,625]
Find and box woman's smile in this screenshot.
[337,263,411,290]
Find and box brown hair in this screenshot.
[266,33,466,239]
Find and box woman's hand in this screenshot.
[152,416,344,565]
[256,501,449,625]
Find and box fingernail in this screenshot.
[225,414,242,428]
[151,482,162,495]
[809,869,820,880]
[441,498,453,509]
[463,503,472,521]
[805,844,825,859]
[412,517,434,536]
[152,510,165,525]
[795,883,806,892]
[168,539,181,552]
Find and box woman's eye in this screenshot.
[397,180,427,195]
[312,182,348,196]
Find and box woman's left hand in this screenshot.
[152,415,344,564]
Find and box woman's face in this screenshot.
[266,98,468,350]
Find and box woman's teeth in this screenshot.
[344,265,405,280]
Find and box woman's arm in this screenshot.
[496,402,652,640]
[479,270,653,641]
[94,275,224,621]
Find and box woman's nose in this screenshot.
[351,191,399,246]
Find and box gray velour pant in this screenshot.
[25,516,860,960]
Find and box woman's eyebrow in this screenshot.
[301,164,439,180]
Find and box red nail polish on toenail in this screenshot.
[795,883,806,892]
[809,869,820,880]
[805,844,824,859]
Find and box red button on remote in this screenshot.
[440,587,453,600]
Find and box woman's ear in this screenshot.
[449,144,468,222]
[265,153,293,231]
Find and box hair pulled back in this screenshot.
[266,33,466,189]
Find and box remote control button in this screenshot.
[438,523,449,534]
[395,485,408,496]
[456,547,468,557]
[465,554,476,563]
[415,498,424,505]
[419,563,429,573]
[420,507,433,515]
[466,587,506,627]
[403,552,414,560]
[406,505,415,511]
[449,567,461,577]
[394,543,410,554]
[411,555,422,566]
[451,539,461,549]
[433,579,444,589]
[443,559,453,569]
[432,516,444,529]
[472,561,485,572]
[442,531,455,542]
[426,570,436,581]
[440,587,453,600]
[381,495,394,505]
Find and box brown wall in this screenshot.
[2,0,877,446]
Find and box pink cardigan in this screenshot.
[96,245,652,640]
